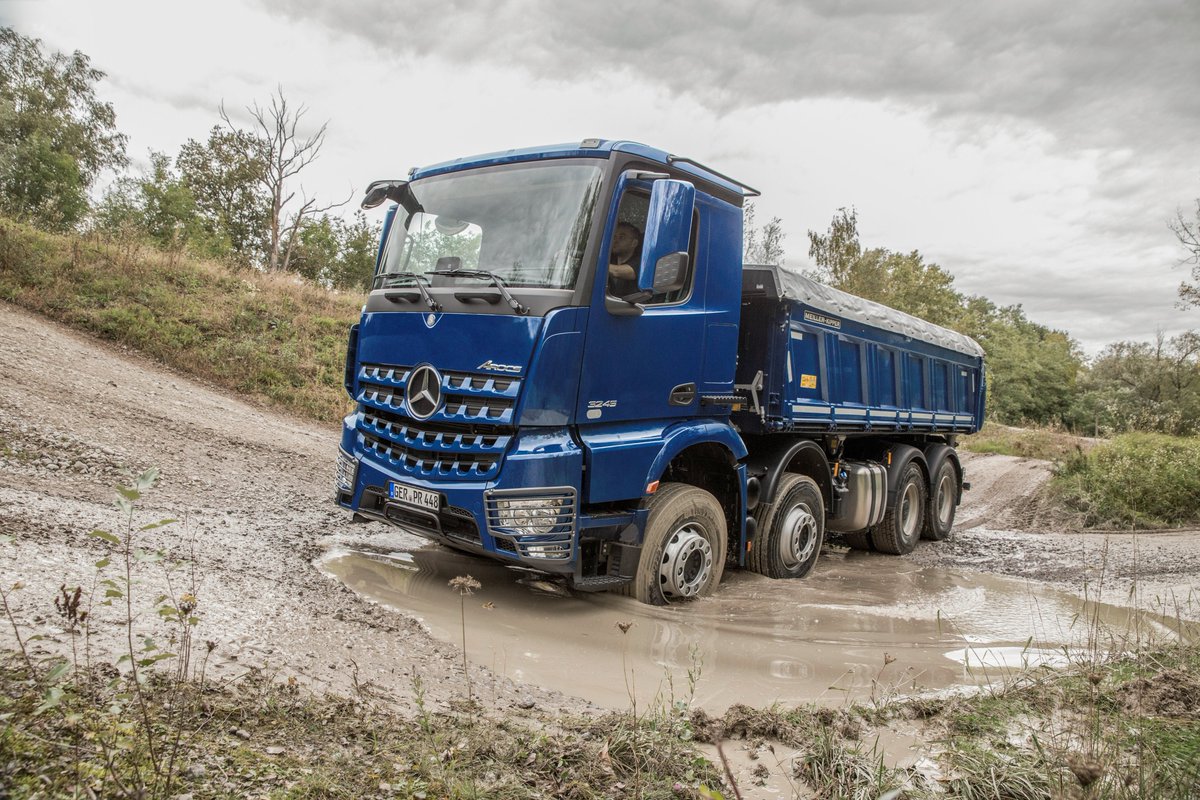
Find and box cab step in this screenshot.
[570,575,632,592]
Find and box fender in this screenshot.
[882,443,929,503]
[579,418,746,505]
[741,435,832,508]
[643,419,748,490]
[923,442,963,502]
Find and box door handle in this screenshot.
[669,383,696,406]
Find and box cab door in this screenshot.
[576,175,708,425]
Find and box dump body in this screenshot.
[735,265,985,437]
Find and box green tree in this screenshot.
[1075,331,1200,435]
[175,125,268,259]
[807,207,964,327]
[968,300,1083,424]
[332,212,383,291]
[285,211,381,291]
[806,208,1085,425]
[0,28,127,230]
[94,150,210,253]
[287,214,339,285]
[805,206,863,287]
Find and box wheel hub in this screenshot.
[900,482,921,538]
[936,473,954,525]
[779,505,818,569]
[658,524,713,599]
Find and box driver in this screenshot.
[607,221,642,297]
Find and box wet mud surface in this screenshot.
[2,300,1198,718]
[319,543,1183,711]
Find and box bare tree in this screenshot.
[742,202,786,265]
[221,87,348,271]
[1173,197,1200,308]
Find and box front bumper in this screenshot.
[336,417,586,573]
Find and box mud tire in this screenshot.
[870,462,926,555]
[749,474,824,579]
[617,482,727,606]
[922,459,958,541]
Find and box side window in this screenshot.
[606,191,650,300]
[606,188,696,306]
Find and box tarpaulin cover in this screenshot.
[774,266,986,358]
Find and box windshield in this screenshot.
[377,161,603,290]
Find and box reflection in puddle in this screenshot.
[318,545,1183,711]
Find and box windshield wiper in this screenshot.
[428,270,528,315]
[379,272,441,312]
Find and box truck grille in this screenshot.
[357,363,518,424]
[355,363,517,480]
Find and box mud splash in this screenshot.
[318,544,1182,711]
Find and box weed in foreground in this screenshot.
[448,574,481,705]
[0,468,215,798]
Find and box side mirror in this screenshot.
[362,179,414,211]
[637,179,695,295]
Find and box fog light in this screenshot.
[525,543,570,559]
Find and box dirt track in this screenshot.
[0,301,586,716]
[911,451,1200,615]
[1,300,1197,716]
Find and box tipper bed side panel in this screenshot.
[736,266,984,436]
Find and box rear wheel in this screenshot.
[749,474,824,578]
[922,459,958,541]
[620,483,727,605]
[870,462,926,555]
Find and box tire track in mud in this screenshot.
[955,452,1053,532]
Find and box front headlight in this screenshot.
[493,497,571,536]
[335,449,359,492]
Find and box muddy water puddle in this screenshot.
[318,545,1181,711]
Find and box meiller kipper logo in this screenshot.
[803,310,842,329]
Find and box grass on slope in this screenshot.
[961,422,1098,463]
[0,219,361,423]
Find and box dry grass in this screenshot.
[962,422,1099,463]
[0,218,361,423]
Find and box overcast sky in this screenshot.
[4,0,1198,353]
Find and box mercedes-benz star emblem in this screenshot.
[405,365,443,420]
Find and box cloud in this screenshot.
[256,0,1199,153]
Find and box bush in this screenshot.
[1052,433,1200,528]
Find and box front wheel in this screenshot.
[622,483,727,605]
[749,473,825,579]
[870,462,926,555]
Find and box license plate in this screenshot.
[387,481,441,512]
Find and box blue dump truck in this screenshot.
[335,139,985,605]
